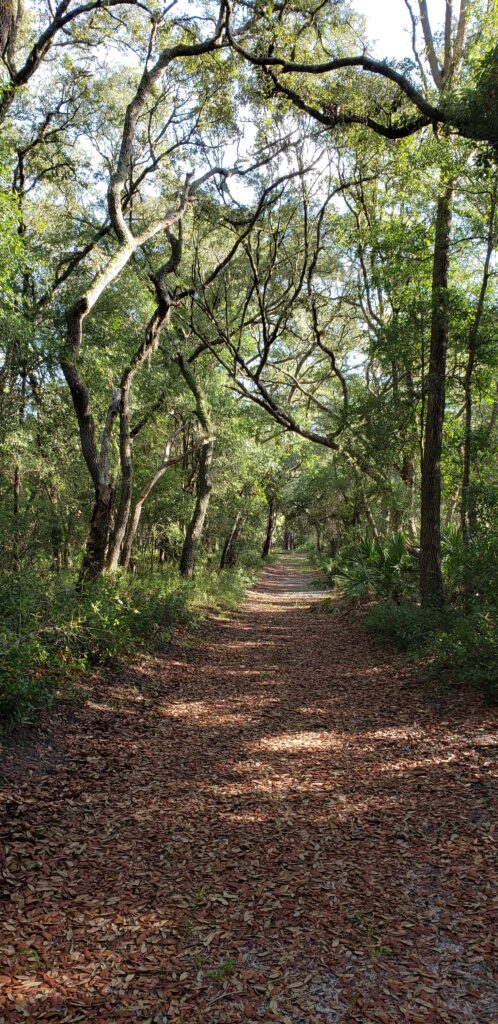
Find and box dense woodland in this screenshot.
[0,0,497,729]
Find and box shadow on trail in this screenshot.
[1,556,496,1023]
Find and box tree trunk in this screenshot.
[420,185,453,607]
[361,488,380,540]
[179,437,214,577]
[351,498,360,528]
[220,512,245,568]
[61,350,120,581]
[120,500,143,571]
[106,383,133,571]
[460,178,496,600]
[177,355,214,579]
[401,455,417,539]
[80,483,114,580]
[262,498,275,558]
[106,263,180,572]
[119,429,192,571]
[63,226,181,580]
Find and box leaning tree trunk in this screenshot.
[106,384,134,572]
[106,233,182,571]
[120,499,144,572]
[179,437,214,577]
[420,185,453,607]
[220,512,245,569]
[61,335,121,581]
[120,429,192,571]
[0,0,16,62]
[262,497,275,558]
[177,354,214,579]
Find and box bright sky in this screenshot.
[354,0,447,60]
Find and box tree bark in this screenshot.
[119,435,191,570]
[177,356,214,578]
[179,437,214,577]
[220,512,245,568]
[262,497,275,558]
[80,483,114,579]
[106,229,182,571]
[60,379,120,581]
[420,185,453,607]
[106,386,134,572]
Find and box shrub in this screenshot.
[61,570,194,662]
[365,599,498,701]
[364,600,451,651]
[423,611,498,701]
[0,559,260,735]
[0,572,61,730]
[0,632,56,730]
[192,564,259,612]
[443,524,498,609]
[328,533,416,602]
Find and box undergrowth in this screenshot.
[319,529,498,702]
[0,561,260,734]
[325,534,417,602]
[365,601,498,701]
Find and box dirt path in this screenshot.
[1,556,497,1023]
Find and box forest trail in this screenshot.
[1,556,496,1024]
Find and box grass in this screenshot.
[208,957,237,981]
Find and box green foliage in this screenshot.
[0,560,261,735]
[423,612,498,701]
[0,0,497,736]
[364,601,452,652]
[447,44,498,160]
[328,534,416,602]
[365,601,498,700]
[208,957,237,981]
[191,564,261,612]
[58,571,192,661]
[443,522,498,609]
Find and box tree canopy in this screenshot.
[0,0,497,725]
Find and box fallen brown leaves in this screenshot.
[1,557,497,1023]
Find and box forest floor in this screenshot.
[1,555,497,1024]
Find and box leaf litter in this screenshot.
[1,557,497,1023]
